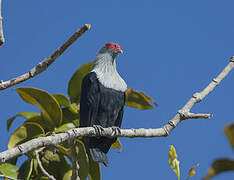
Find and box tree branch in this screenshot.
[35,148,56,180]
[178,111,212,120]
[0,0,5,47]
[0,57,233,164]
[70,140,80,180]
[0,24,91,90]
[0,174,18,180]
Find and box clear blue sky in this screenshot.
[1,0,234,179]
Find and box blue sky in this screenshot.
[1,0,234,179]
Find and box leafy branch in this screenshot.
[0,57,233,166]
[35,148,56,180]
[1,59,156,179]
[0,174,18,180]
[70,140,80,180]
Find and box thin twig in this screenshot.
[0,24,91,90]
[178,111,212,120]
[0,174,19,180]
[162,56,234,135]
[35,148,56,180]
[0,0,4,47]
[0,57,233,164]
[70,140,80,180]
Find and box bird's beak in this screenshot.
[118,49,123,54]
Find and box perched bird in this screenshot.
[80,42,127,166]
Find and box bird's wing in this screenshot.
[80,72,100,127]
[114,93,126,127]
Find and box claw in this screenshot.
[93,125,104,136]
[111,126,121,136]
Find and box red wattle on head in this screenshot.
[105,42,121,51]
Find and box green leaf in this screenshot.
[8,122,45,148]
[53,94,71,107]
[17,159,33,180]
[224,123,234,149]
[41,150,71,179]
[32,158,39,176]
[88,152,101,180]
[15,87,62,127]
[77,140,89,180]
[57,145,70,157]
[60,141,90,180]
[62,107,79,126]
[0,163,19,178]
[139,90,158,106]
[126,88,156,110]
[111,138,122,152]
[7,112,40,131]
[68,62,93,103]
[54,123,76,133]
[25,115,52,132]
[63,170,72,180]
[68,103,79,114]
[204,159,234,180]
[168,145,180,180]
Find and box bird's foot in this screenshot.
[93,125,104,136]
[111,126,121,136]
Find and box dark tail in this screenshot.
[89,148,109,166]
[83,137,116,167]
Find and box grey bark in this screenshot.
[35,148,56,180]
[70,141,80,180]
[0,0,4,47]
[0,57,232,166]
[0,24,91,90]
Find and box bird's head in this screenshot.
[98,42,123,58]
[105,42,123,54]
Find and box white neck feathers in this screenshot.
[91,53,127,92]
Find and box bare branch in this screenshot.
[0,58,233,164]
[70,141,80,180]
[0,0,4,47]
[178,110,212,120]
[162,57,234,135]
[0,174,19,180]
[0,24,91,90]
[35,148,56,180]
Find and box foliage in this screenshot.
[168,122,234,180]
[168,145,180,180]
[204,159,234,180]
[187,164,199,179]
[0,163,19,179]
[1,62,157,179]
[168,145,200,180]
[203,122,234,180]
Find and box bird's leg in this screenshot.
[93,125,105,136]
[111,126,121,136]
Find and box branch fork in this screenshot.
[35,148,56,180]
[0,57,232,164]
[0,24,233,180]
